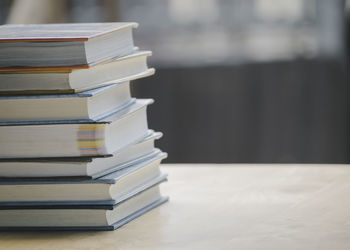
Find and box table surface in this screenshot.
[1,164,350,250]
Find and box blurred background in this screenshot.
[1,0,350,163]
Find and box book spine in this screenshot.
[77,124,107,155]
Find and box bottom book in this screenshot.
[0,185,168,231]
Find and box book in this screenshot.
[0,185,168,230]
[0,22,138,68]
[0,99,153,158]
[0,151,167,203]
[0,50,154,94]
[0,22,168,232]
[0,130,162,178]
[0,82,132,122]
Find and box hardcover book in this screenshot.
[0,22,138,68]
[0,151,167,203]
[0,82,132,122]
[0,50,154,94]
[0,185,168,231]
[0,130,162,178]
[0,99,153,158]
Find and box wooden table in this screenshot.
[1,164,350,250]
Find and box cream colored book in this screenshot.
[0,22,138,68]
[0,50,154,94]
[0,99,153,158]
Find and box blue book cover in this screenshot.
[0,151,167,185]
[0,176,167,209]
[0,151,168,209]
[0,176,169,231]
[0,196,168,231]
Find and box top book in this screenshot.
[0,22,138,69]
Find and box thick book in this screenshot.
[0,99,153,158]
[0,151,167,203]
[0,50,154,94]
[0,185,168,231]
[0,130,162,178]
[0,82,133,122]
[0,22,137,69]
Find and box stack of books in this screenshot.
[0,23,168,231]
